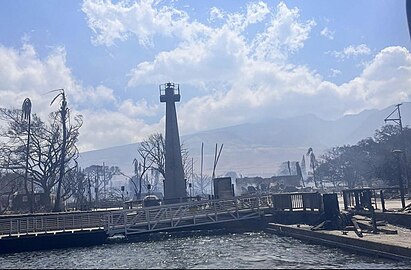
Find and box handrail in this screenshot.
[0,211,108,236]
[0,192,322,237]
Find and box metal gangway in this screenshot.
[0,192,322,239]
[106,194,273,237]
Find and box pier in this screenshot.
[0,190,410,261]
[0,192,321,253]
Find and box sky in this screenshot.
[0,0,410,152]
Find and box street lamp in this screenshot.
[392,149,406,209]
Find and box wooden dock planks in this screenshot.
[266,222,411,261]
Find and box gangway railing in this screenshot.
[0,192,323,238]
[106,194,273,237]
[0,211,108,237]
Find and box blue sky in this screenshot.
[0,0,410,152]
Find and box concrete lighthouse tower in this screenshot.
[160,82,187,204]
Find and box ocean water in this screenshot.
[0,231,409,269]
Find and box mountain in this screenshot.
[78,102,411,178]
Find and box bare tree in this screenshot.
[192,172,211,196]
[0,105,82,212]
[136,133,192,196]
[84,164,121,206]
[181,143,191,180]
[139,133,165,179]
[67,167,88,210]
[0,171,24,213]
[129,146,153,199]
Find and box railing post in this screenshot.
[380,190,386,212]
[373,190,378,210]
[354,191,360,210]
[301,194,305,211]
[214,201,218,221]
[235,198,239,219]
[146,209,151,230]
[170,207,173,227]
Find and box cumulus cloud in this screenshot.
[119,1,315,87]
[177,46,411,133]
[82,0,212,47]
[2,1,409,153]
[82,0,411,136]
[339,46,411,112]
[0,43,161,151]
[251,2,316,62]
[329,44,371,60]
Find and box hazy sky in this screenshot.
[0,0,410,152]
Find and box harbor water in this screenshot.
[0,231,409,269]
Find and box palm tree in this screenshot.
[306,147,320,188]
[50,89,68,212]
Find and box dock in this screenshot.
[266,221,411,261]
[1,189,411,259]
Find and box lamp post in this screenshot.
[22,98,33,213]
[393,149,406,209]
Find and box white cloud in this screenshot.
[178,46,411,133]
[118,99,159,117]
[329,44,371,60]
[320,27,334,40]
[123,2,315,87]
[127,26,248,87]
[0,43,161,152]
[329,68,341,77]
[82,1,411,136]
[251,2,316,62]
[209,7,225,22]
[245,1,270,25]
[77,109,161,151]
[2,1,409,154]
[339,46,411,112]
[82,0,212,47]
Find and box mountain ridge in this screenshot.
[78,102,411,178]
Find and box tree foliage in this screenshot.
[316,125,411,188]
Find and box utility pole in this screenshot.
[211,144,224,180]
[385,103,409,194]
[211,143,224,197]
[191,157,194,197]
[103,162,106,199]
[200,142,204,195]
